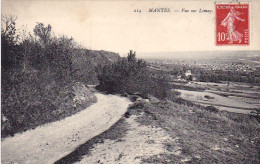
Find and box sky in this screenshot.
[2,0,260,57]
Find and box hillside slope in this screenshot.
[1,82,97,138]
[72,49,120,84]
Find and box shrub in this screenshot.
[205,105,219,113]
[204,95,215,99]
[96,50,169,99]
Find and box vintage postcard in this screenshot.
[1,0,260,164]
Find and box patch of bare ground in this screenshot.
[56,97,174,164]
[54,117,130,164]
[75,113,174,164]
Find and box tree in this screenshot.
[33,23,53,76]
[48,35,75,80]
[1,15,19,69]
[33,23,51,48]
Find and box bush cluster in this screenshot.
[96,50,169,99]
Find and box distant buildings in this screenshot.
[185,70,192,76]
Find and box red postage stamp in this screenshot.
[216,3,249,45]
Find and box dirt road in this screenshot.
[1,93,131,164]
[74,114,176,164]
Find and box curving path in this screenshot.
[1,93,131,164]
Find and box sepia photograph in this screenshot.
[1,0,260,163]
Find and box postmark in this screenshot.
[216,3,249,45]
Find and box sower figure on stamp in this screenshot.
[221,7,245,43]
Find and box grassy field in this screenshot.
[169,81,260,114]
[129,97,260,163]
[176,89,257,113]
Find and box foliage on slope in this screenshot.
[96,50,169,99]
[72,49,120,84]
[1,16,97,138]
